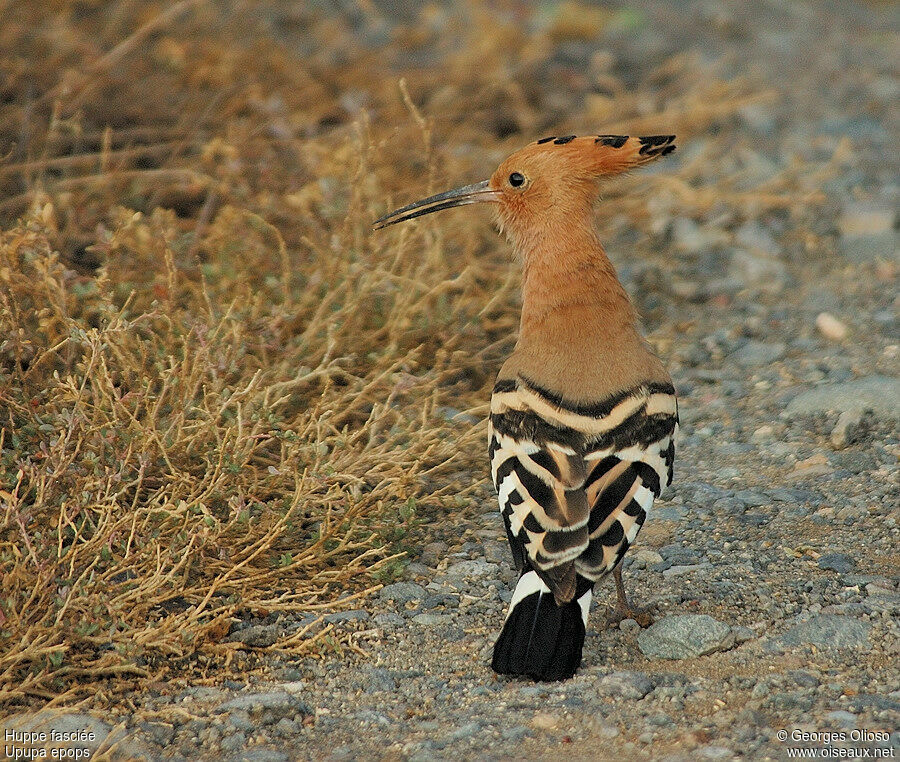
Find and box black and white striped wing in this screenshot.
[489,378,677,598]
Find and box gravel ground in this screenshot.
[3,0,897,760]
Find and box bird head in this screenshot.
[373,134,675,245]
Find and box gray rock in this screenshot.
[840,231,899,263]
[597,671,654,699]
[838,201,898,263]
[444,559,499,578]
[831,409,864,449]
[379,582,427,603]
[502,725,532,741]
[731,341,786,367]
[231,751,290,762]
[373,612,406,628]
[663,563,713,578]
[221,731,246,751]
[228,710,254,732]
[732,626,756,644]
[776,614,871,650]
[785,376,900,418]
[369,670,399,693]
[217,691,312,719]
[818,553,855,573]
[697,745,736,759]
[448,721,481,741]
[825,710,858,729]
[637,615,735,659]
[141,720,175,746]
[735,220,779,255]
[229,623,281,647]
[728,249,786,292]
[412,613,451,626]
[324,609,370,623]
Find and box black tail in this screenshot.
[491,571,593,681]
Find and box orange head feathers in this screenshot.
[373,134,675,246]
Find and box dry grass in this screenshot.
[0,1,830,710]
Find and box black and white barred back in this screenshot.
[489,375,677,681]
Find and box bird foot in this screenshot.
[605,600,654,629]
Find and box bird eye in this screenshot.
[508,172,525,188]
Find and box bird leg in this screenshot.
[605,564,654,628]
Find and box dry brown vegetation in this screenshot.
[0,1,825,710]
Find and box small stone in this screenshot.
[379,582,427,603]
[830,410,864,450]
[502,726,532,741]
[785,376,900,418]
[597,671,654,700]
[637,615,735,659]
[731,341,786,367]
[751,425,775,442]
[373,612,405,628]
[816,312,848,341]
[696,746,736,760]
[825,710,857,728]
[229,623,281,647]
[663,563,713,578]
[776,615,871,650]
[221,731,246,752]
[217,691,311,718]
[412,613,451,626]
[141,721,175,746]
[735,220,779,255]
[619,618,641,634]
[818,553,855,574]
[728,249,786,293]
[324,609,370,623]
[448,721,481,741]
[732,626,755,644]
[238,751,289,762]
[840,231,899,263]
[838,201,893,237]
[531,712,559,730]
[444,559,499,578]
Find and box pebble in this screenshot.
[230,623,281,647]
[597,671,654,700]
[838,202,899,263]
[444,559,499,578]
[728,249,787,292]
[412,613,451,626]
[531,713,559,730]
[830,410,864,449]
[730,341,786,367]
[216,691,312,719]
[818,553,855,574]
[324,609,370,623]
[825,710,858,728]
[750,425,775,442]
[775,614,872,650]
[735,220,779,255]
[637,615,735,659]
[379,582,427,603]
[815,312,848,340]
[785,375,900,417]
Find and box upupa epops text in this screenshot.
[374,134,678,681]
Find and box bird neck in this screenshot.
[516,223,638,343]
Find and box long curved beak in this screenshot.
[373,180,499,229]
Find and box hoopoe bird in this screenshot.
[374,134,678,681]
